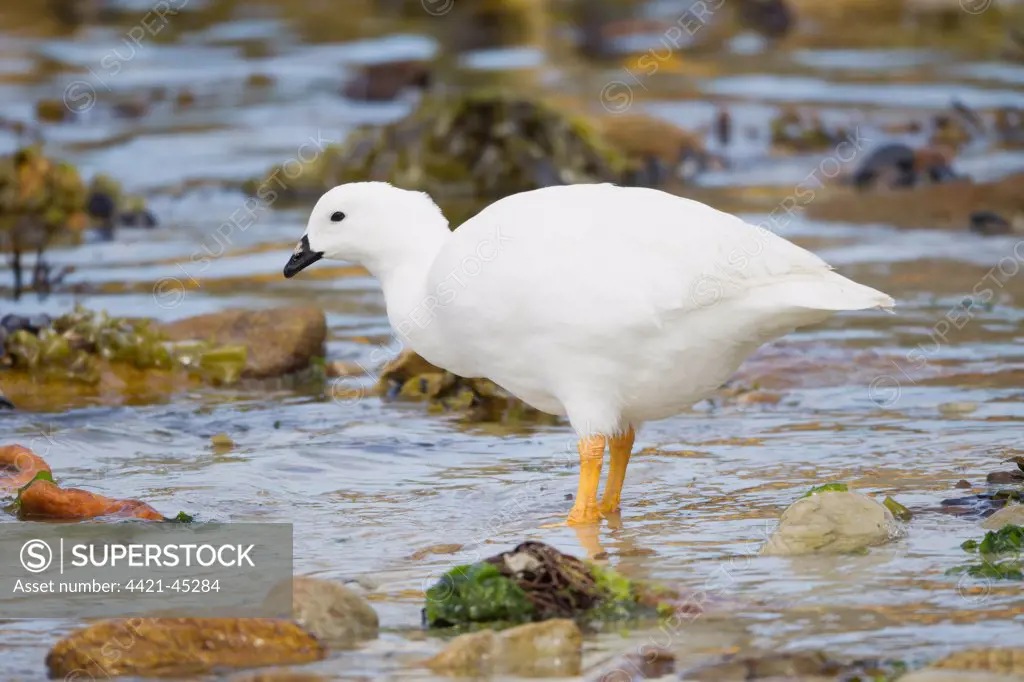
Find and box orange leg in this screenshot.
[599,426,635,515]
[566,436,605,525]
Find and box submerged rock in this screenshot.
[342,60,432,102]
[982,505,1024,530]
[851,143,958,191]
[425,619,582,677]
[770,107,849,152]
[939,490,1023,519]
[913,648,1024,678]
[810,172,1024,230]
[899,671,1023,682]
[587,646,676,681]
[45,618,326,678]
[763,487,904,556]
[969,210,1023,236]
[678,650,908,680]
[269,577,379,647]
[735,0,793,38]
[422,541,669,628]
[375,349,556,425]
[159,306,326,380]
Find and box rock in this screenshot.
[679,651,834,680]
[969,210,1018,236]
[762,490,903,556]
[938,401,978,416]
[423,541,637,628]
[228,672,328,682]
[45,618,326,678]
[408,543,464,560]
[588,646,675,681]
[982,505,1024,530]
[923,648,1024,676]
[955,479,973,488]
[378,350,444,388]
[679,651,907,681]
[342,60,431,102]
[899,672,1024,682]
[18,479,165,521]
[735,0,793,38]
[244,90,630,210]
[160,307,326,379]
[0,390,13,410]
[810,172,1024,231]
[986,470,1024,485]
[326,360,365,378]
[851,143,958,191]
[267,577,379,647]
[425,619,582,677]
[939,490,1023,519]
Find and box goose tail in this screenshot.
[757,270,896,314]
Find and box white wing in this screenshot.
[429,184,891,333]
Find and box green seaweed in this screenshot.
[167,511,194,523]
[802,483,849,498]
[585,563,639,621]
[948,524,1024,582]
[962,524,1023,555]
[883,496,913,521]
[424,562,535,627]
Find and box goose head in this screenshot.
[283,181,449,279]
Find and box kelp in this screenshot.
[948,524,1024,581]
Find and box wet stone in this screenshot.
[425,619,582,678]
[982,505,1024,529]
[763,489,903,556]
[266,577,379,648]
[45,618,326,678]
[939,490,1023,518]
[159,306,327,379]
[587,645,676,681]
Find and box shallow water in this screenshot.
[1,1,1023,679]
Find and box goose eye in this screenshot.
[330,211,345,223]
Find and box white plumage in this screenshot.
[286,181,895,524]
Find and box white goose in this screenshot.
[284,182,894,525]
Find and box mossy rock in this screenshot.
[0,304,248,386]
[375,350,557,425]
[0,145,90,249]
[245,89,631,218]
[422,541,673,628]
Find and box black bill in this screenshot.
[283,235,323,278]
